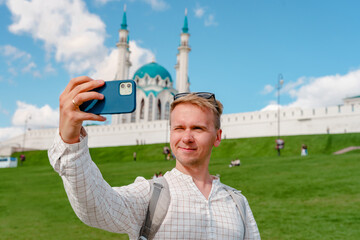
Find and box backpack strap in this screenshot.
[138,177,171,240]
[225,187,247,237]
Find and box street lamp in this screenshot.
[276,74,284,156]
[22,114,32,153]
[277,74,284,139]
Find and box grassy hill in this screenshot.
[2,133,360,239]
[11,133,360,166]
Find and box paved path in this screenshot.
[333,146,360,155]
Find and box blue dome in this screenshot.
[133,62,172,82]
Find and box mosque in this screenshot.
[0,9,360,156]
[111,9,190,125]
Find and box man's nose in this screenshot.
[182,130,194,143]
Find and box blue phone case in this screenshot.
[79,80,136,115]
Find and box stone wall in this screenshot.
[1,104,359,156]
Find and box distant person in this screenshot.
[301,144,308,156]
[276,139,284,156]
[133,152,137,161]
[48,76,260,239]
[229,159,241,167]
[163,146,170,160]
[20,154,26,166]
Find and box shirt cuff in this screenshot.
[48,127,88,171]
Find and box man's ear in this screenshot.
[214,129,222,147]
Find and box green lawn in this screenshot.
[1,133,360,239]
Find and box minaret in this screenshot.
[175,9,191,93]
[115,5,131,80]
[113,5,132,125]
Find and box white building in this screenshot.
[112,9,189,125]
[0,9,360,156]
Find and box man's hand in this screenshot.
[59,76,106,144]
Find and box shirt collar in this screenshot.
[169,168,221,184]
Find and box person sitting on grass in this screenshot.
[229,159,241,167]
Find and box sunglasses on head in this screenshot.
[173,92,216,101]
[173,92,219,111]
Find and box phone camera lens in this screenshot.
[121,84,125,88]
[127,83,131,88]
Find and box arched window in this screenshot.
[156,77,159,86]
[131,111,136,122]
[165,102,170,120]
[122,114,127,123]
[148,95,153,121]
[140,99,145,119]
[156,99,162,120]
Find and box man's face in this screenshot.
[170,103,222,169]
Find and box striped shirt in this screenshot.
[48,129,260,239]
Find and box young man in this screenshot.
[48,76,260,239]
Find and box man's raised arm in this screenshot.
[58,76,106,143]
[48,77,150,238]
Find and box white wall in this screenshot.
[221,104,360,139]
[1,104,359,156]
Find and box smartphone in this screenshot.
[79,80,136,115]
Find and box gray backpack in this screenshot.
[138,177,247,240]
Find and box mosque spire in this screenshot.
[114,4,131,125]
[182,8,189,33]
[121,4,127,30]
[176,8,191,93]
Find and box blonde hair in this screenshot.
[170,93,223,129]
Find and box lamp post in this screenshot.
[22,114,31,153]
[276,74,284,156]
[277,74,284,139]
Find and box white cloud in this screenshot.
[0,127,23,142]
[94,0,116,5]
[6,0,107,74]
[204,14,218,27]
[194,6,205,18]
[260,102,281,112]
[90,40,155,80]
[89,48,118,81]
[11,101,59,129]
[128,41,155,76]
[0,103,9,116]
[262,84,274,94]
[0,101,59,141]
[44,63,56,74]
[193,4,217,27]
[32,70,41,78]
[0,44,31,61]
[282,77,305,97]
[22,61,36,73]
[6,0,158,77]
[143,0,169,11]
[261,69,360,110]
[287,69,360,108]
[0,44,40,77]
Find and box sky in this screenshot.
[1,0,360,142]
